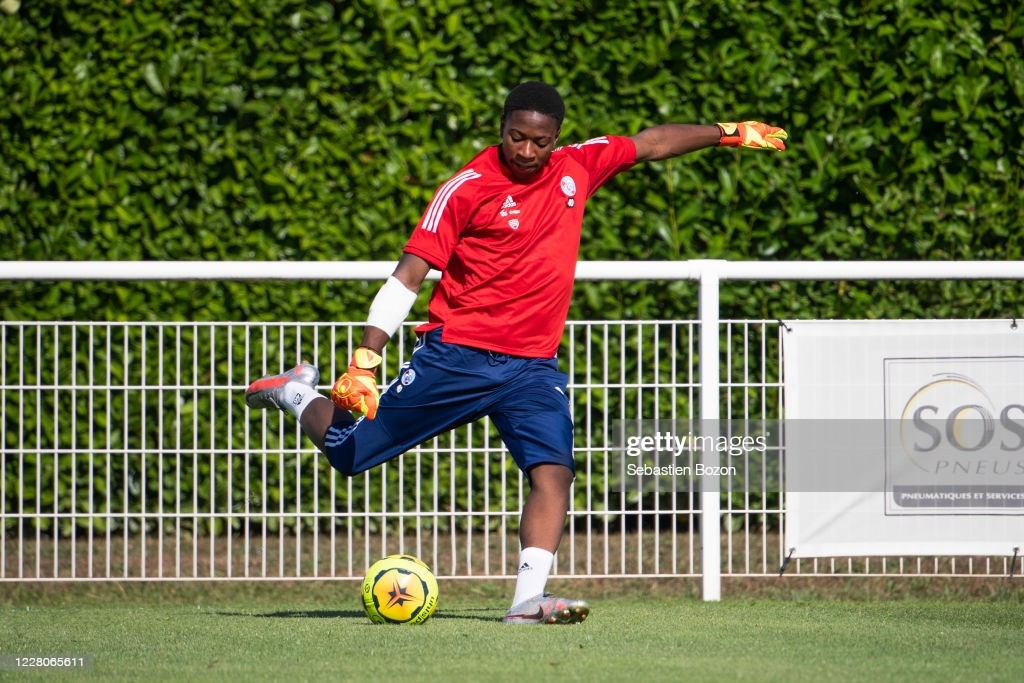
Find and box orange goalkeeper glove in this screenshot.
[331,347,383,419]
[716,121,788,151]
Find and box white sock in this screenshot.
[282,381,320,419]
[511,547,554,608]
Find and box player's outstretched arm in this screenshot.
[631,124,721,161]
[331,253,431,419]
[630,121,788,162]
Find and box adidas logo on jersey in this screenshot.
[500,194,521,219]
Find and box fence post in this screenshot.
[698,260,724,601]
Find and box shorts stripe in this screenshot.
[325,421,358,448]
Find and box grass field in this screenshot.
[2,579,1023,682]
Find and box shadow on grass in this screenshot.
[431,608,500,623]
[216,607,499,623]
[216,609,366,619]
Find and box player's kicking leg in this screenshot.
[244,361,352,452]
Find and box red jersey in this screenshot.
[404,135,636,358]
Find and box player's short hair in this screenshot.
[502,81,565,127]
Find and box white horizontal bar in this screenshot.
[0,260,699,281]
[4,260,1024,281]
[716,260,1024,280]
[0,261,402,281]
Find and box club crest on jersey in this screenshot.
[561,176,577,208]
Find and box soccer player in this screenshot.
[246,81,787,624]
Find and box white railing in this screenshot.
[4,260,1024,600]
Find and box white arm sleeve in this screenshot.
[366,275,418,338]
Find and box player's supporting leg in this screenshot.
[514,463,571,601]
[503,463,589,625]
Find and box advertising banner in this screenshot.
[782,320,1024,558]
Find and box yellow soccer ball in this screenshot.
[361,554,438,625]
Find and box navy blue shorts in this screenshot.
[325,329,574,477]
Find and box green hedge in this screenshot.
[2,1,1023,535]
[3,0,1022,323]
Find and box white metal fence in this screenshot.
[3,260,1024,596]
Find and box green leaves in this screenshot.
[0,5,1017,356]
[0,0,1019,321]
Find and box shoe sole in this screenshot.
[245,363,318,409]
[244,374,290,409]
[502,602,590,625]
[545,603,589,624]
